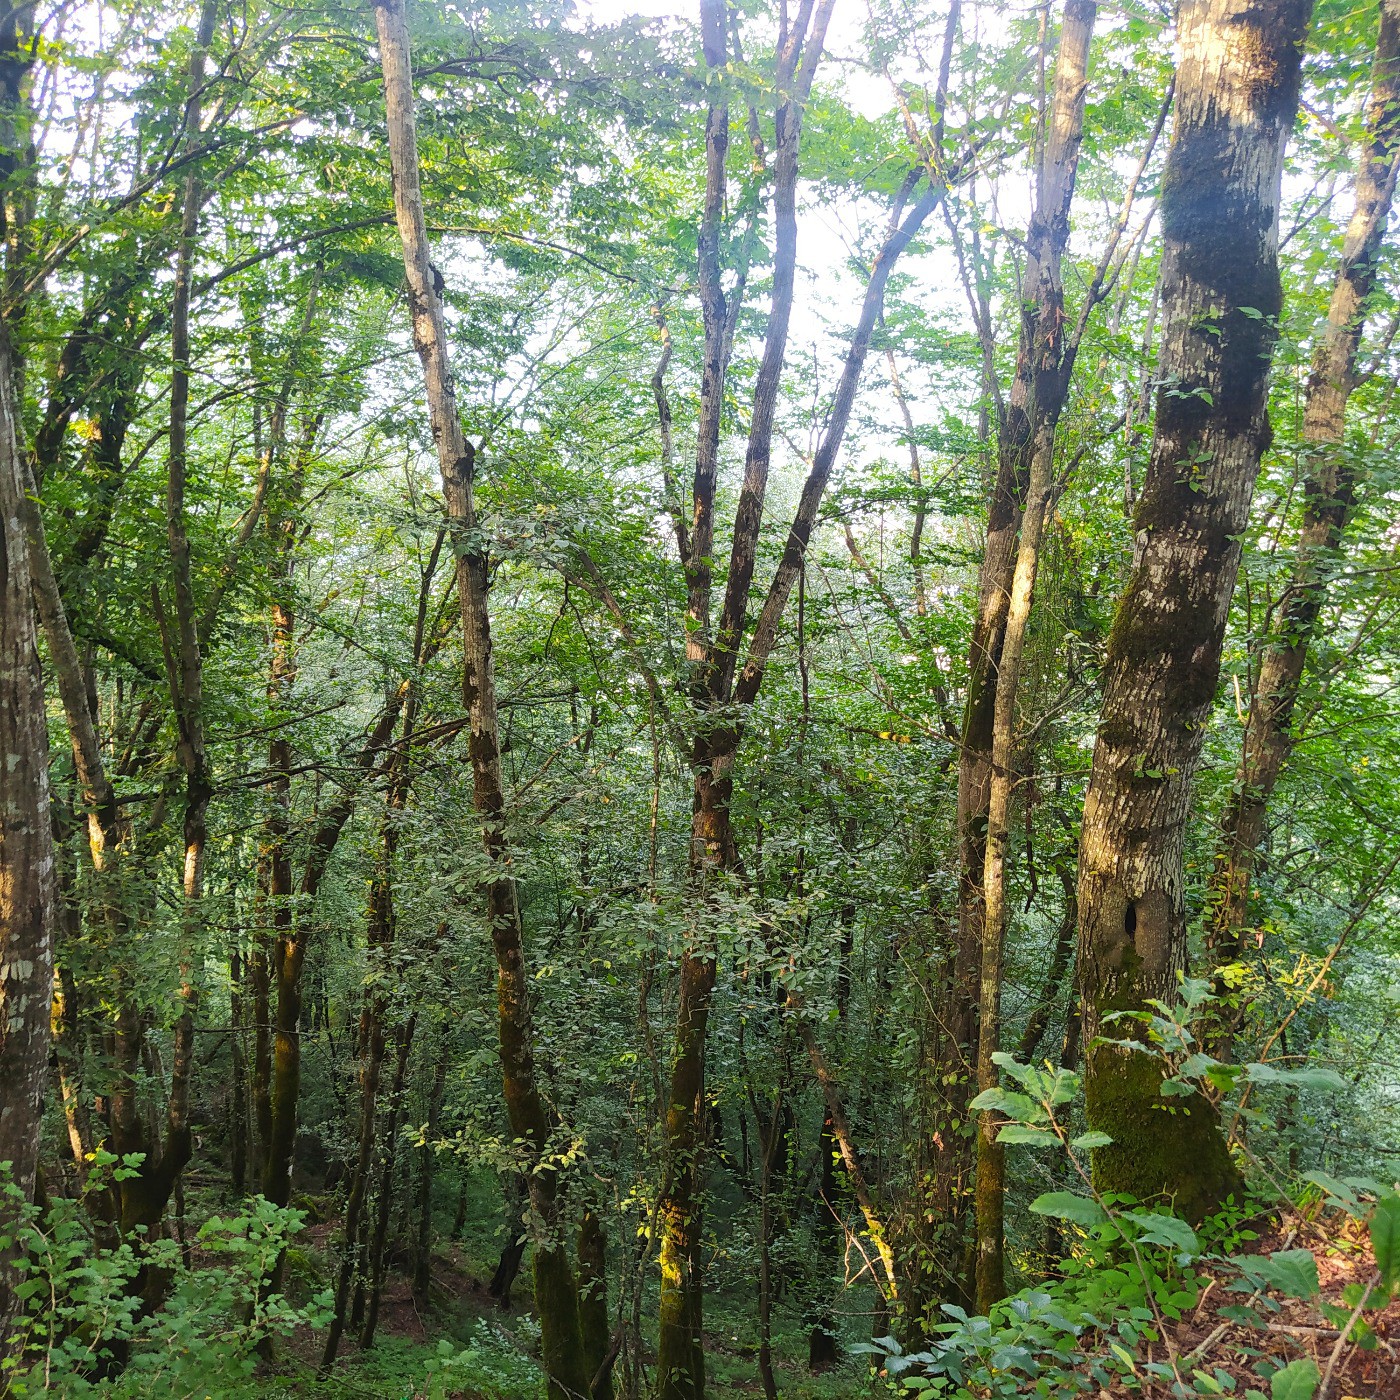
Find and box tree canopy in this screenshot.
[1,1,1400,1398]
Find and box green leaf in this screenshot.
[1071,1130,1113,1151]
[1125,1209,1198,1254]
[1244,1063,1345,1092]
[1269,1357,1319,1400]
[1370,1194,1400,1290]
[968,1087,1039,1121]
[996,1125,1057,1147]
[1233,1249,1319,1300]
[1029,1192,1108,1227]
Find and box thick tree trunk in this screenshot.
[1206,0,1400,973]
[374,3,589,1394]
[973,0,1096,1313]
[1075,0,1313,1220]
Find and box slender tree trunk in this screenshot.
[656,161,946,1400]
[489,1172,529,1308]
[374,3,590,1393]
[251,296,325,1204]
[1076,0,1313,1220]
[755,1092,781,1400]
[1205,1,1400,977]
[0,315,54,1233]
[229,944,249,1197]
[320,964,389,1370]
[973,0,1096,1313]
[0,0,52,1299]
[412,1024,449,1308]
[808,888,854,1366]
[359,1015,414,1351]
[788,999,898,1304]
[579,1203,614,1400]
[1016,855,1077,1064]
[150,0,219,1241]
[262,690,414,1207]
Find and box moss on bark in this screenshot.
[1085,1039,1241,1223]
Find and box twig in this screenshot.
[1319,1269,1379,1399]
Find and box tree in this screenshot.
[1206,0,1400,991]
[973,0,1097,1312]
[1075,0,1314,1218]
[373,1,591,1394]
[0,316,54,1227]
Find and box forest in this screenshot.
[1,0,1400,1396]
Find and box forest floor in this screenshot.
[226,1204,1398,1398]
[243,1216,876,1399]
[1138,1216,1400,1400]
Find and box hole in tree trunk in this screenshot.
[1124,901,1137,936]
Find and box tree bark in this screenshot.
[578,1202,614,1400]
[489,1172,529,1308]
[973,0,1096,1313]
[150,0,219,1236]
[412,1021,449,1308]
[359,1015,414,1351]
[1205,0,1400,976]
[374,3,590,1394]
[262,685,420,1207]
[1075,0,1313,1220]
[0,312,54,1230]
[655,119,947,1400]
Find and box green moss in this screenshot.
[1085,1040,1241,1223]
[532,1243,591,1400]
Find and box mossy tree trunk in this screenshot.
[1205,0,1400,988]
[1075,0,1313,1220]
[578,1203,614,1400]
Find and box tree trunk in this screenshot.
[1205,0,1400,975]
[973,0,1097,1312]
[320,964,389,1370]
[412,1024,449,1308]
[1075,0,1313,1220]
[579,1203,614,1400]
[374,3,590,1394]
[0,0,52,1283]
[0,314,54,1227]
[489,1172,529,1308]
[359,1015,414,1351]
[655,156,946,1400]
[150,0,219,1239]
